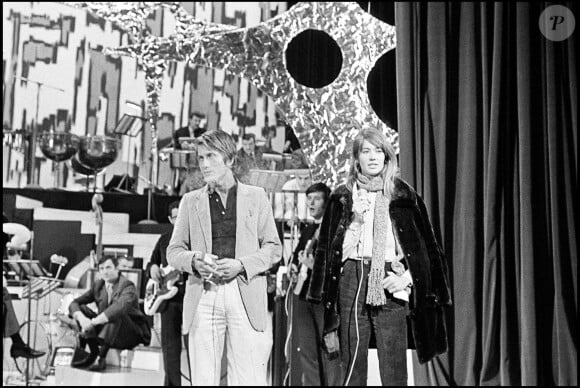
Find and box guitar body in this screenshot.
[144,266,181,316]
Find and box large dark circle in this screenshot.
[367,49,397,130]
[285,29,343,89]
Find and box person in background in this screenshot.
[307,127,452,385]
[69,255,151,372]
[290,182,343,386]
[147,200,186,386]
[234,133,269,184]
[173,112,206,150]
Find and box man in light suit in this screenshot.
[167,130,282,386]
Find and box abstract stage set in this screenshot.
[2,1,577,387]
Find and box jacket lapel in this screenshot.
[194,186,212,252]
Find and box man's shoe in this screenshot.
[10,345,45,359]
[88,357,107,372]
[72,353,98,368]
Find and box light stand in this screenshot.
[14,77,65,186]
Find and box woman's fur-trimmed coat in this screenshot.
[306,177,452,364]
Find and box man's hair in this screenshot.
[190,111,205,119]
[194,130,237,163]
[98,254,119,268]
[306,182,331,202]
[168,200,180,213]
[242,133,256,142]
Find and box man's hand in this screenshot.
[192,254,221,279]
[76,315,93,332]
[382,271,411,294]
[215,258,244,281]
[297,251,315,270]
[149,264,163,282]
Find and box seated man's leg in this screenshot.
[71,306,100,368]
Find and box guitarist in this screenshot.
[147,200,185,386]
[290,182,342,386]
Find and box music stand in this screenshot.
[22,276,63,300]
[3,259,50,282]
[248,169,287,192]
[113,114,146,193]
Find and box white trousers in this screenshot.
[188,280,273,386]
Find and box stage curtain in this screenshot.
[395,2,577,385]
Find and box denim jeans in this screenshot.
[339,260,408,386]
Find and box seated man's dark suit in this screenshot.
[69,274,151,350]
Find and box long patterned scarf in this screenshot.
[356,174,389,306]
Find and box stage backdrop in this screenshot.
[396,2,577,386]
[2,2,287,191]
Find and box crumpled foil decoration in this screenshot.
[65,2,234,185]
[67,2,396,186]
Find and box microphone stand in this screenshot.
[14,77,65,186]
[137,175,158,224]
[25,232,34,386]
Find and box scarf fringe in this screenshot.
[366,265,387,306]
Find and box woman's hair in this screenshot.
[194,130,237,164]
[346,127,399,198]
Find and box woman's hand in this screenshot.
[382,271,411,294]
[352,192,370,223]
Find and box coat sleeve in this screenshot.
[307,196,343,303]
[237,188,282,281]
[68,283,97,316]
[167,195,197,275]
[415,193,452,306]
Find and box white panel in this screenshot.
[15,195,44,209]
[33,207,130,235]
[101,233,160,263]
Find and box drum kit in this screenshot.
[35,131,120,191]
[159,137,200,194]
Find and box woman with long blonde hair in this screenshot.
[307,127,452,386]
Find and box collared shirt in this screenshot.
[209,184,237,260]
[105,282,114,305]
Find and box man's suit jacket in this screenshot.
[69,275,142,322]
[167,182,282,334]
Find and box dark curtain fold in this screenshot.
[395,2,577,386]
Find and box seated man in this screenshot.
[3,286,45,359]
[69,255,151,372]
[234,133,270,183]
[173,112,206,150]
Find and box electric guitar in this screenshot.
[144,265,181,316]
[293,226,320,295]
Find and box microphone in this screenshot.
[357,187,369,214]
